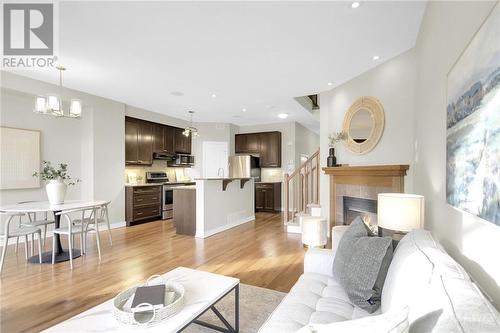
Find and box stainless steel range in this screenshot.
[145,171,176,220]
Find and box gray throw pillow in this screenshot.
[333,217,393,313]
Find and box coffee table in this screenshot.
[43,267,240,332]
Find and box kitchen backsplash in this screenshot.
[125,160,193,184]
[261,168,283,182]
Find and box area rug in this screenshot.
[183,284,285,333]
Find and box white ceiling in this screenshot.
[8,1,426,133]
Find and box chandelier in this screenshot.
[34,65,82,118]
[183,111,199,137]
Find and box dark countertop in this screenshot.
[125,181,195,187]
[255,181,282,184]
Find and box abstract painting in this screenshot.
[446,4,500,226]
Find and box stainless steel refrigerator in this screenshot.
[228,155,261,181]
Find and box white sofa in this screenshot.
[259,226,500,332]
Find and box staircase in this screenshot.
[284,148,320,233]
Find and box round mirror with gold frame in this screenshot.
[342,96,385,155]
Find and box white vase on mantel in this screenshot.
[46,179,67,205]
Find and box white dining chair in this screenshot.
[72,201,112,246]
[53,207,101,269]
[14,201,55,254]
[0,211,42,273]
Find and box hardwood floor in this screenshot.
[0,212,304,333]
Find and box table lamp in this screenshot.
[377,193,424,238]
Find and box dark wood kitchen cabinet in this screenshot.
[138,121,153,164]
[126,185,162,226]
[255,182,281,212]
[125,117,153,165]
[235,133,260,153]
[260,132,281,167]
[174,127,192,154]
[125,119,139,164]
[164,126,175,154]
[126,116,191,165]
[235,131,281,167]
[153,124,175,154]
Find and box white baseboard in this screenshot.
[6,221,126,246]
[196,215,255,239]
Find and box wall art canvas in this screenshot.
[446,4,500,226]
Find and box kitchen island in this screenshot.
[173,178,255,238]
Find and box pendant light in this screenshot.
[183,111,199,137]
[34,66,83,118]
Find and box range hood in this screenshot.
[153,152,175,160]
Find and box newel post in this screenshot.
[284,173,289,225]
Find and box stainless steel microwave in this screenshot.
[171,154,195,166]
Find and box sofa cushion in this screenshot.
[295,306,409,333]
[333,217,393,313]
[408,275,500,332]
[382,229,500,332]
[258,272,375,333]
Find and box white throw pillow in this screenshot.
[294,306,409,333]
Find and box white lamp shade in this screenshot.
[35,96,46,113]
[70,99,82,117]
[46,94,61,114]
[377,193,424,232]
[301,217,328,247]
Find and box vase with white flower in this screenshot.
[33,161,80,205]
[327,132,346,167]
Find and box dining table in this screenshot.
[0,200,107,264]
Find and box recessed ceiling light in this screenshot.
[211,93,217,98]
[171,91,184,96]
[327,82,333,86]
[242,108,247,112]
[277,113,289,119]
[351,2,360,9]
[373,55,380,61]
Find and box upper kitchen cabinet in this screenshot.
[260,132,281,167]
[235,131,281,167]
[174,127,192,154]
[125,117,153,165]
[125,119,139,164]
[153,124,175,155]
[235,133,260,153]
[164,126,175,154]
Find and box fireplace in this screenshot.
[323,165,409,229]
[343,196,378,227]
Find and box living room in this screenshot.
[1,1,499,332]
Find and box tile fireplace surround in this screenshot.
[323,165,410,227]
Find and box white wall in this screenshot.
[1,71,126,228]
[319,50,417,222]
[413,1,500,307]
[1,88,84,202]
[125,105,189,128]
[294,122,319,167]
